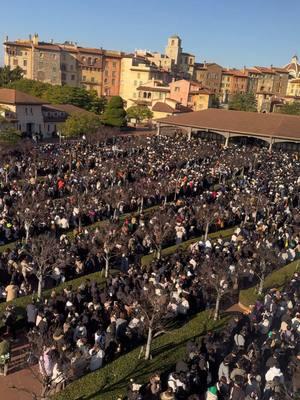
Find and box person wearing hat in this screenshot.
[206,385,218,400]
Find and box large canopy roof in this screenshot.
[158,109,300,142]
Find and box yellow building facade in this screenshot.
[119,56,165,108]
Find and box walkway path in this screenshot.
[0,334,42,400]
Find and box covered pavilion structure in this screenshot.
[156,109,300,151]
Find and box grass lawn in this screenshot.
[239,259,300,307]
[54,310,229,400]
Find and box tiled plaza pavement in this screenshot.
[0,335,42,400]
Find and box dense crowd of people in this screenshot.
[127,274,300,399]
[0,134,299,398]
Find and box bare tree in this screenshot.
[252,240,282,295]
[201,255,237,320]
[144,211,175,260]
[194,202,223,241]
[136,286,170,360]
[92,222,126,278]
[16,192,46,243]
[30,234,60,299]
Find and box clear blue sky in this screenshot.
[1,0,299,68]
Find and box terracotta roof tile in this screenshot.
[0,88,47,105]
[158,109,300,141]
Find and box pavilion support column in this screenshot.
[268,137,274,153]
[156,122,161,136]
[224,133,230,148]
[187,127,192,141]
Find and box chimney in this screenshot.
[5,35,8,42]
[50,39,54,44]
[204,60,207,67]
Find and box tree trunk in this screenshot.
[140,197,144,214]
[258,261,266,295]
[105,257,109,278]
[204,222,209,241]
[25,224,30,243]
[145,325,153,360]
[156,245,162,260]
[214,293,221,321]
[37,275,43,300]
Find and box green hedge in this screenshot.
[0,270,111,329]
[239,259,300,307]
[54,310,229,400]
[141,226,236,266]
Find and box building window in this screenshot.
[70,65,74,70]
[23,60,27,67]
[30,108,33,115]
[112,79,116,86]
[105,70,109,77]
[104,78,108,84]
[175,87,180,92]
[13,59,18,66]
[91,77,95,82]
[82,76,86,81]
[137,73,141,79]
[25,108,28,115]
[112,71,116,78]
[134,80,137,86]
[112,62,117,68]
[147,93,151,98]
[143,92,147,98]
[71,74,75,80]
[62,73,66,80]
[39,53,44,59]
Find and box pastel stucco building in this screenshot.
[0,88,94,138]
[4,34,122,97]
